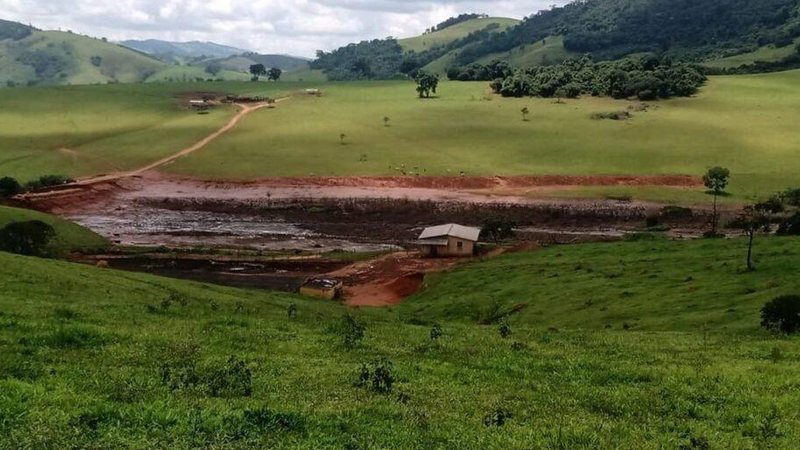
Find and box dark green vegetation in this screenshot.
[314,0,800,79]
[0,206,108,256]
[761,295,800,334]
[490,56,706,100]
[1,235,799,448]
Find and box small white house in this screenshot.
[417,224,480,257]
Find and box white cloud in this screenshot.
[0,0,568,57]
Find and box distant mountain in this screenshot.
[120,39,248,60]
[204,52,311,73]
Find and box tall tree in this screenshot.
[703,166,730,235]
[249,64,266,81]
[267,67,282,81]
[735,197,783,271]
[415,71,439,98]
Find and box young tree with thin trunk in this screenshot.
[703,166,730,235]
[736,196,783,271]
[521,107,530,121]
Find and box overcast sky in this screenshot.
[0,1,568,58]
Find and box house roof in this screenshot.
[418,224,480,242]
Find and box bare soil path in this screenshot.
[19,98,287,198]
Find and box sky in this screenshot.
[0,1,568,58]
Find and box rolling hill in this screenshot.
[119,39,248,61]
[399,17,519,53]
[206,52,311,73]
[314,0,800,78]
[1,234,798,447]
[0,20,166,86]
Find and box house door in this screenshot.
[430,246,438,257]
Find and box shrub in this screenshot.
[660,205,694,220]
[206,356,253,397]
[357,357,394,394]
[483,407,513,427]
[430,323,443,341]
[287,302,297,319]
[776,212,800,235]
[591,111,631,121]
[499,322,512,338]
[760,295,800,334]
[24,174,74,191]
[0,176,21,197]
[0,220,55,256]
[336,313,366,349]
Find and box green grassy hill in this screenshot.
[1,237,798,447]
[0,28,166,86]
[0,206,108,255]
[404,236,800,333]
[702,38,800,70]
[399,17,519,53]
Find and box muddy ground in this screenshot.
[21,172,717,306]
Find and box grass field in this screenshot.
[0,205,108,255]
[1,235,799,448]
[2,71,799,202]
[0,81,298,182]
[169,71,800,202]
[399,18,519,53]
[403,236,800,333]
[702,39,800,69]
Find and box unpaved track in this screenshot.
[19,98,287,198]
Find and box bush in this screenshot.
[0,220,55,256]
[660,205,694,220]
[24,174,74,191]
[206,356,253,397]
[761,295,800,334]
[499,322,512,338]
[0,176,21,197]
[776,212,800,236]
[357,358,394,394]
[430,323,443,341]
[336,313,366,349]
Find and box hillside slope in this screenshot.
[207,53,310,73]
[399,17,519,53]
[314,0,800,77]
[0,23,166,86]
[1,247,799,448]
[403,236,800,333]
[120,39,247,60]
[0,205,109,255]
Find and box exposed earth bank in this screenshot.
[20,172,716,306]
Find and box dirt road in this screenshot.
[19,99,287,198]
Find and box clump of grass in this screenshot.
[53,307,79,320]
[30,325,107,349]
[206,356,253,398]
[591,111,631,121]
[483,407,513,427]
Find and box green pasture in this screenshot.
[0,81,298,182]
[702,39,800,69]
[1,234,799,448]
[171,71,800,202]
[404,236,800,333]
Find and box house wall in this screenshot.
[421,238,474,257]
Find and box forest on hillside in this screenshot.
[312,0,800,80]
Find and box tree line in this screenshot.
[471,55,707,100]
